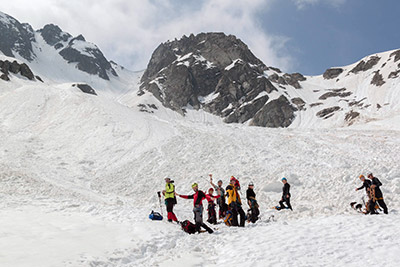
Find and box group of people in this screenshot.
[354,173,389,214]
[161,174,292,234]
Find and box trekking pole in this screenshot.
[157,191,163,216]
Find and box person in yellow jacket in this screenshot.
[162,177,178,222]
[225,177,245,227]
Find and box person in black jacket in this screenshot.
[279,177,292,210]
[246,182,260,223]
[368,173,388,214]
[355,175,372,194]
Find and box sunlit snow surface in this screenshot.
[0,55,400,266]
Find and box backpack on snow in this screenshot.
[149,210,163,221]
[180,220,197,234]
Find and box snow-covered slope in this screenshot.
[1,70,400,266]
[1,10,400,267]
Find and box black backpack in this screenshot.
[180,220,197,234]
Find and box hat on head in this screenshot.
[281,177,287,181]
[191,183,198,188]
[249,182,254,186]
[218,180,223,183]
[359,175,365,179]
[164,177,171,181]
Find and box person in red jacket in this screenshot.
[206,187,220,224]
[176,183,214,233]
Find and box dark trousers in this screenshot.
[279,196,292,210]
[230,202,245,227]
[369,198,388,214]
[193,206,213,233]
[207,203,217,224]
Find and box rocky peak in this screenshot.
[0,11,36,61]
[140,32,296,127]
[38,24,72,47]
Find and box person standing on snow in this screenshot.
[367,173,388,214]
[226,176,246,227]
[279,177,292,211]
[162,177,178,222]
[206,187,220,224]
[246,182,260,223]
[356,175,372,194]
[209,174,227,219]
[176,183,214,233]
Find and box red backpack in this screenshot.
[180,220,197,234]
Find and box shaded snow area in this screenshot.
[0,80,399,267]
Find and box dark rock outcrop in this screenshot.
[350,56,380,74]
[319,89,352,100]
[59,36,117,80]
[73,83,97,95]
[371,71,385,86]
[388,70,400,79]
[390,50,400,62]
[140,32,298,126]
[345,111,360,125]
[39,24,72,47]
[0,59,35,81]
[250,95,296,127]
[323,68,343,79]
[316,106,341,119]
[0,12,36,61]
[291,97,306,110]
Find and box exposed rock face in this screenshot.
[319,88,352,100]
[59,35,118,80]
[0,12,118,80]
[316,106,341,119]
[73,83,97,95]
[371,71,385,86]
[250,96,296,127]
[39,24,72,48]
[0,59,35,81]
[350,56,380,74]
[390,49,400,62]
[323,68,343,79]
[140,32,300,127]
[0,12,36,61]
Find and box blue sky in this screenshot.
[261,0,400,74]
[2,0,400,75]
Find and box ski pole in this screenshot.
[157,191,163,216]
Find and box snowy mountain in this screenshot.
[0,11,136,93]
[138,32,400,128]
[1,11,400,267]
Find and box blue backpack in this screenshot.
[149,210,163,221]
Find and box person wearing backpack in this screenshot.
[162,177,178,222]
[176,183,214,233]
[209,174,227,219]
[367,173,388,214]
[278,177,292,211]
[246,182,260,223]
[226,176,245,227]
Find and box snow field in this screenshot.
[0,78,399,266]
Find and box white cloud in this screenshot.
[292,0,347,9]
[1,0,294,72]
